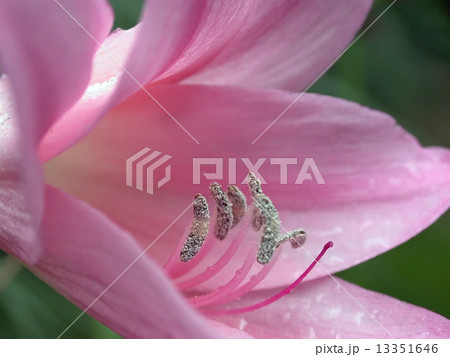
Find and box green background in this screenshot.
[0,0,448,338]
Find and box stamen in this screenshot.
[210,182,233,240]
[189,242,258,307]
[177,215,252,290]
[251,201,265,232]
[205,241,333,315]
[247,172,290,265]
[248,172,262,197]
[180,194,210,262]
[227,185,247,227]
[249,172,265,231]
[253,194,281,264]
[277,228,307,248]
[191,245,281,307]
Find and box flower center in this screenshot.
[163,172,332,313]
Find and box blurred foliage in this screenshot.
[0,252,119,338]
[0,0,449,338]
[109,0,144,30]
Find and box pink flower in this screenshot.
[0,0,449,338]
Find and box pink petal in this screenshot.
[110,0,202,104]
[0,0,112,263]
[0,0,113,142]
[33,185,217,338]
[39,0,204,161]
[39,0,373,161]
[208,320,253,339]
[0,79,42,263]
[45,84,450,288]
[179,0,373,90]
[38,26,139,161]
[210,276,450,338]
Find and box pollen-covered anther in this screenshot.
[251,202,265,232]
[248,172,263,197]
[253,193,281,265]
[210,182,233,240]
[276,228,307,249]
[180,194,210,262]
[227,185,247,227]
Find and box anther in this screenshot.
[251,200,265,232]
[253,193,281,264]
[248,173,265,231]
[210,182,233,240]
[227,185,247,227]
[180,194,210,262]
[247,172,283,264]
[277,228,307,248]
[248,172,263,197]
